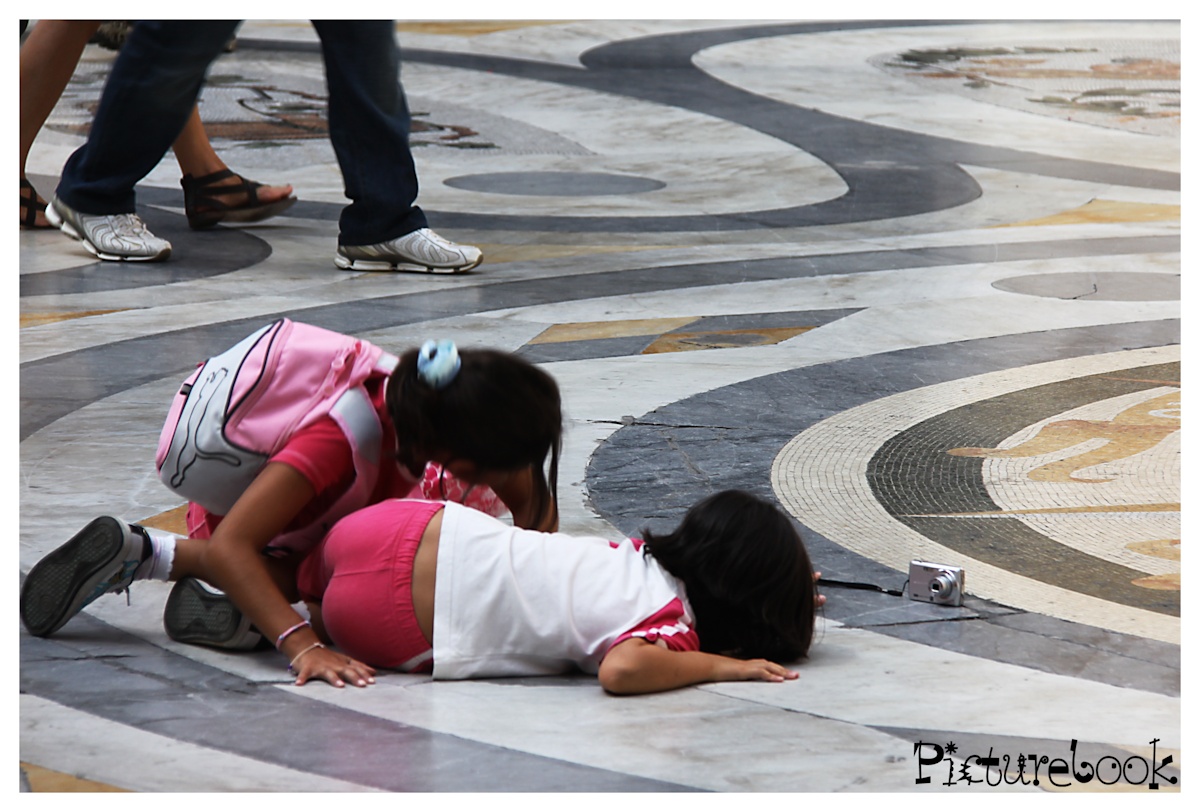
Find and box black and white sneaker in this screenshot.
[20,516,149,637]
[163,577,264,651]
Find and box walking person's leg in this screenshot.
[50,20,238,260]
[312,20,481,273]
[19,20,99,228]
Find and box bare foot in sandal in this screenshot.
[182,168,297,230]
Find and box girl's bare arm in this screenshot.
[597,638,797,696]
[190,462,376,688]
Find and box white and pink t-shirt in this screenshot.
[433,501,699,679]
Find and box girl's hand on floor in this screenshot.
[714,657,798,684]
[292,645,377,688]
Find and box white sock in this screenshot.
[133,527,177,582]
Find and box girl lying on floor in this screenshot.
[296,490,820,694]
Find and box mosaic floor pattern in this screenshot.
[17,19,1179,794]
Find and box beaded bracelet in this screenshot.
[288,642,326,672]
[275,619,311,650]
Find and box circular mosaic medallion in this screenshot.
[772,347,1180,643]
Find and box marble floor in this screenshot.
[17,19,1180,793]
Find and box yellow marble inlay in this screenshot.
[530,317,696,345]
[949,388,1180,593]
[1127,538,1180,561]
[994,199,1180,228]
[948,391,1180,483]
[1129,539,1180,590]
[1133,572,1180,591]
[529,321,815,354]
[965,58,1179,81]
[21,309,128,328]
[140,504,190,536]
[394,21,567,36]
[643,327,813,354]
[21,762,130,792]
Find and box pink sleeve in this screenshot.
[270,416,354,496]
[611,597,700,653]
[185,417,352,537]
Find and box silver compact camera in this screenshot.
[908,561,965,606]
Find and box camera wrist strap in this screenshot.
[816,577,906,597]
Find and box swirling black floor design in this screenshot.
[20,20,1178,792]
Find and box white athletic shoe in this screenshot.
[47,196,172,262]
[335,227,482,273]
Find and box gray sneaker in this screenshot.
[47,196,172,262]
[163,577,263,651]
[335,227,482,273]
[20,516,150,637]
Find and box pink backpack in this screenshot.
[156,319,398,519]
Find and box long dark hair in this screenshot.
[641,490,816,662]
[386,346,562,527]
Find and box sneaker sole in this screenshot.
[20,517,137,637]
[334,253,481,274]
[47,202,172,262]
[163,578,262,650]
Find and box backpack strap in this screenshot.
[376,351,399,375]
[266,384,386,555]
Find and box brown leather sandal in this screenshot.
[181,168,297,230]
[20,178,52,229]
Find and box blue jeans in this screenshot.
[56,20,427,245]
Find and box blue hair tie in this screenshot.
[417,340,461,389]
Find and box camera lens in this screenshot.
[930,572,955,595]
